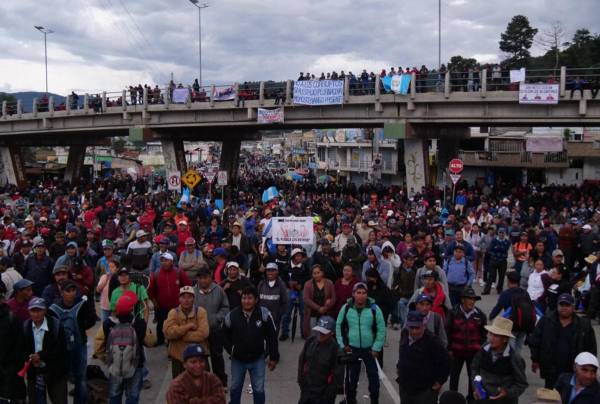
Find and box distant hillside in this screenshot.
[11,92,66,113]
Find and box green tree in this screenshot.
[499,15,538,67]
[0,92,16,103]
[448,55,478,72]
[112,138,127,156]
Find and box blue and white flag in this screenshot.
[262,186,279,203]
[177,187,190,208]
[381,74,411,95]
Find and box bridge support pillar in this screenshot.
[436,137,460,186]
[161,139,187,173]
[64,145,87,185]
[219,139,241,187]
[0,146,27,188]
[403,138,428,196]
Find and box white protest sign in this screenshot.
[272,217,314,245]
[257,108,284,124]
[293,80,344,105]
[217,170,228,186]
[519,84,559,104]
[510,68,526,83]
[172,88,189,103]
[167,170,181,191]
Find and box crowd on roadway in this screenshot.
[1,166,600,403]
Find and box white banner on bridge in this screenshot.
[172,88,189,103]
[272,217,314,245]
[519,83,559,104]
[293,80,344,106]
[257,108,284,124]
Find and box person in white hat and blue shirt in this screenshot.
[555,351,600,404]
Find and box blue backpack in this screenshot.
[50,297,86,351]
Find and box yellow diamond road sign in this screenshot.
[182,169,201,189]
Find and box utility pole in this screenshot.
[438,0,441,69]
[188,1,209,87]
[34,26,54,94]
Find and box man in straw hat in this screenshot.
[471,317,528,403]
[532,388,561,404]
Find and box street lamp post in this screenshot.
[438,0,441,69]
[34,26,54,95]
[188,0,209,87]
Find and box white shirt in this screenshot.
[1,267,23,297]
[32,318,49,353]
[528,270,548,301]
[231,234,241,249]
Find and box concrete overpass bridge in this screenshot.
[1,66,599,189]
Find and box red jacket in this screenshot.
[446,306,487,358]
[148,266,191,309]
[70,265,94,296]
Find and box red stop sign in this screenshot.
[449,158,464,174]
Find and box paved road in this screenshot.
[82,284,600,403]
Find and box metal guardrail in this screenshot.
[2,66,599,119]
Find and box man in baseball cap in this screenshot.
[298,315,339,404]
[554,352,600,403]
[166,344,225,403]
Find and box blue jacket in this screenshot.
[488,237,511,262]
[443,257,475,286]
[336,297,386,352]
[24,255,55,296]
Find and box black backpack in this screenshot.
[509,288,536,333]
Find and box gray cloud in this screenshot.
[0,0,598,94]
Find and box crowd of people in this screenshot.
[0,168,600,403]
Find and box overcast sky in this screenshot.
[1,0,598,95]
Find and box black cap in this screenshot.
[60,279,78,291]
[506,271,521,283]
[197,267,211,277]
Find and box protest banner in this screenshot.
[510,68,526,83]
[211,86,236,101]
[172,88,189,103]
[519,83,559,104]
[257,108,284,124]
[272,217,314,245]
[381,74,411,94]
[293,80,344,105]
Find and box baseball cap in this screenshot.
[213,247,228,257]
[575,352,599,368]
[558,293,575,305]
[506,271,521,283]
[34,240,46,248]
[178,220,188,226]
[21,240,32,247]
[352,282,368,292]
[421,269,436,279]
[66,241,78,249]
[291,248,305,257]
[454,243,465,251]
[312,316,335,335]
[552,249,564,257]
[183,344,209,361]
[28,297,47,310]
[179,286,195,296]
[60,279,78,291]
[52,265,69,275]
[115,290,138,316]
[136,230,148,238]
[13,279,34,292]
[583,224,592,230]
[424,251,436,260]
[160,252,174,261]
[117,267,130,275]
[445,229,455,236]
[102,239,114,249]
[265,262,279,271]
[185,237,196,246]
[159,237,170,245]
[415,294,434,304]
[226,261,240,269]
[406,310,426,327]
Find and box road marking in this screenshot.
[376,361,400,404]
[155,361,172,404]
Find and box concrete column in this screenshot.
[17,100,22,117]
[48,96,54,116]
[579,98,587,116]
[444,73,451,98]
[410,72,416,100]
[344,77,350,102]
[0,146,27,188]
[66,95,72,114]
[161,139,187,173]
[64,145,87,185]
[436,137,460,186]
[210,85,216,107]
[143,87,148,109]
[32,98,38,117]
[102,91,107,111]
[84,94,90,113]
[560,66,566,97]
[1,101,6,119]
[404,138,428,196]
[233,83,239,107]
[285,80,292,105]
[259,81,265,106]
[374,76,381,101]
[122,90,128,111]
[480,69,487,98]
[219,139,241,186]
